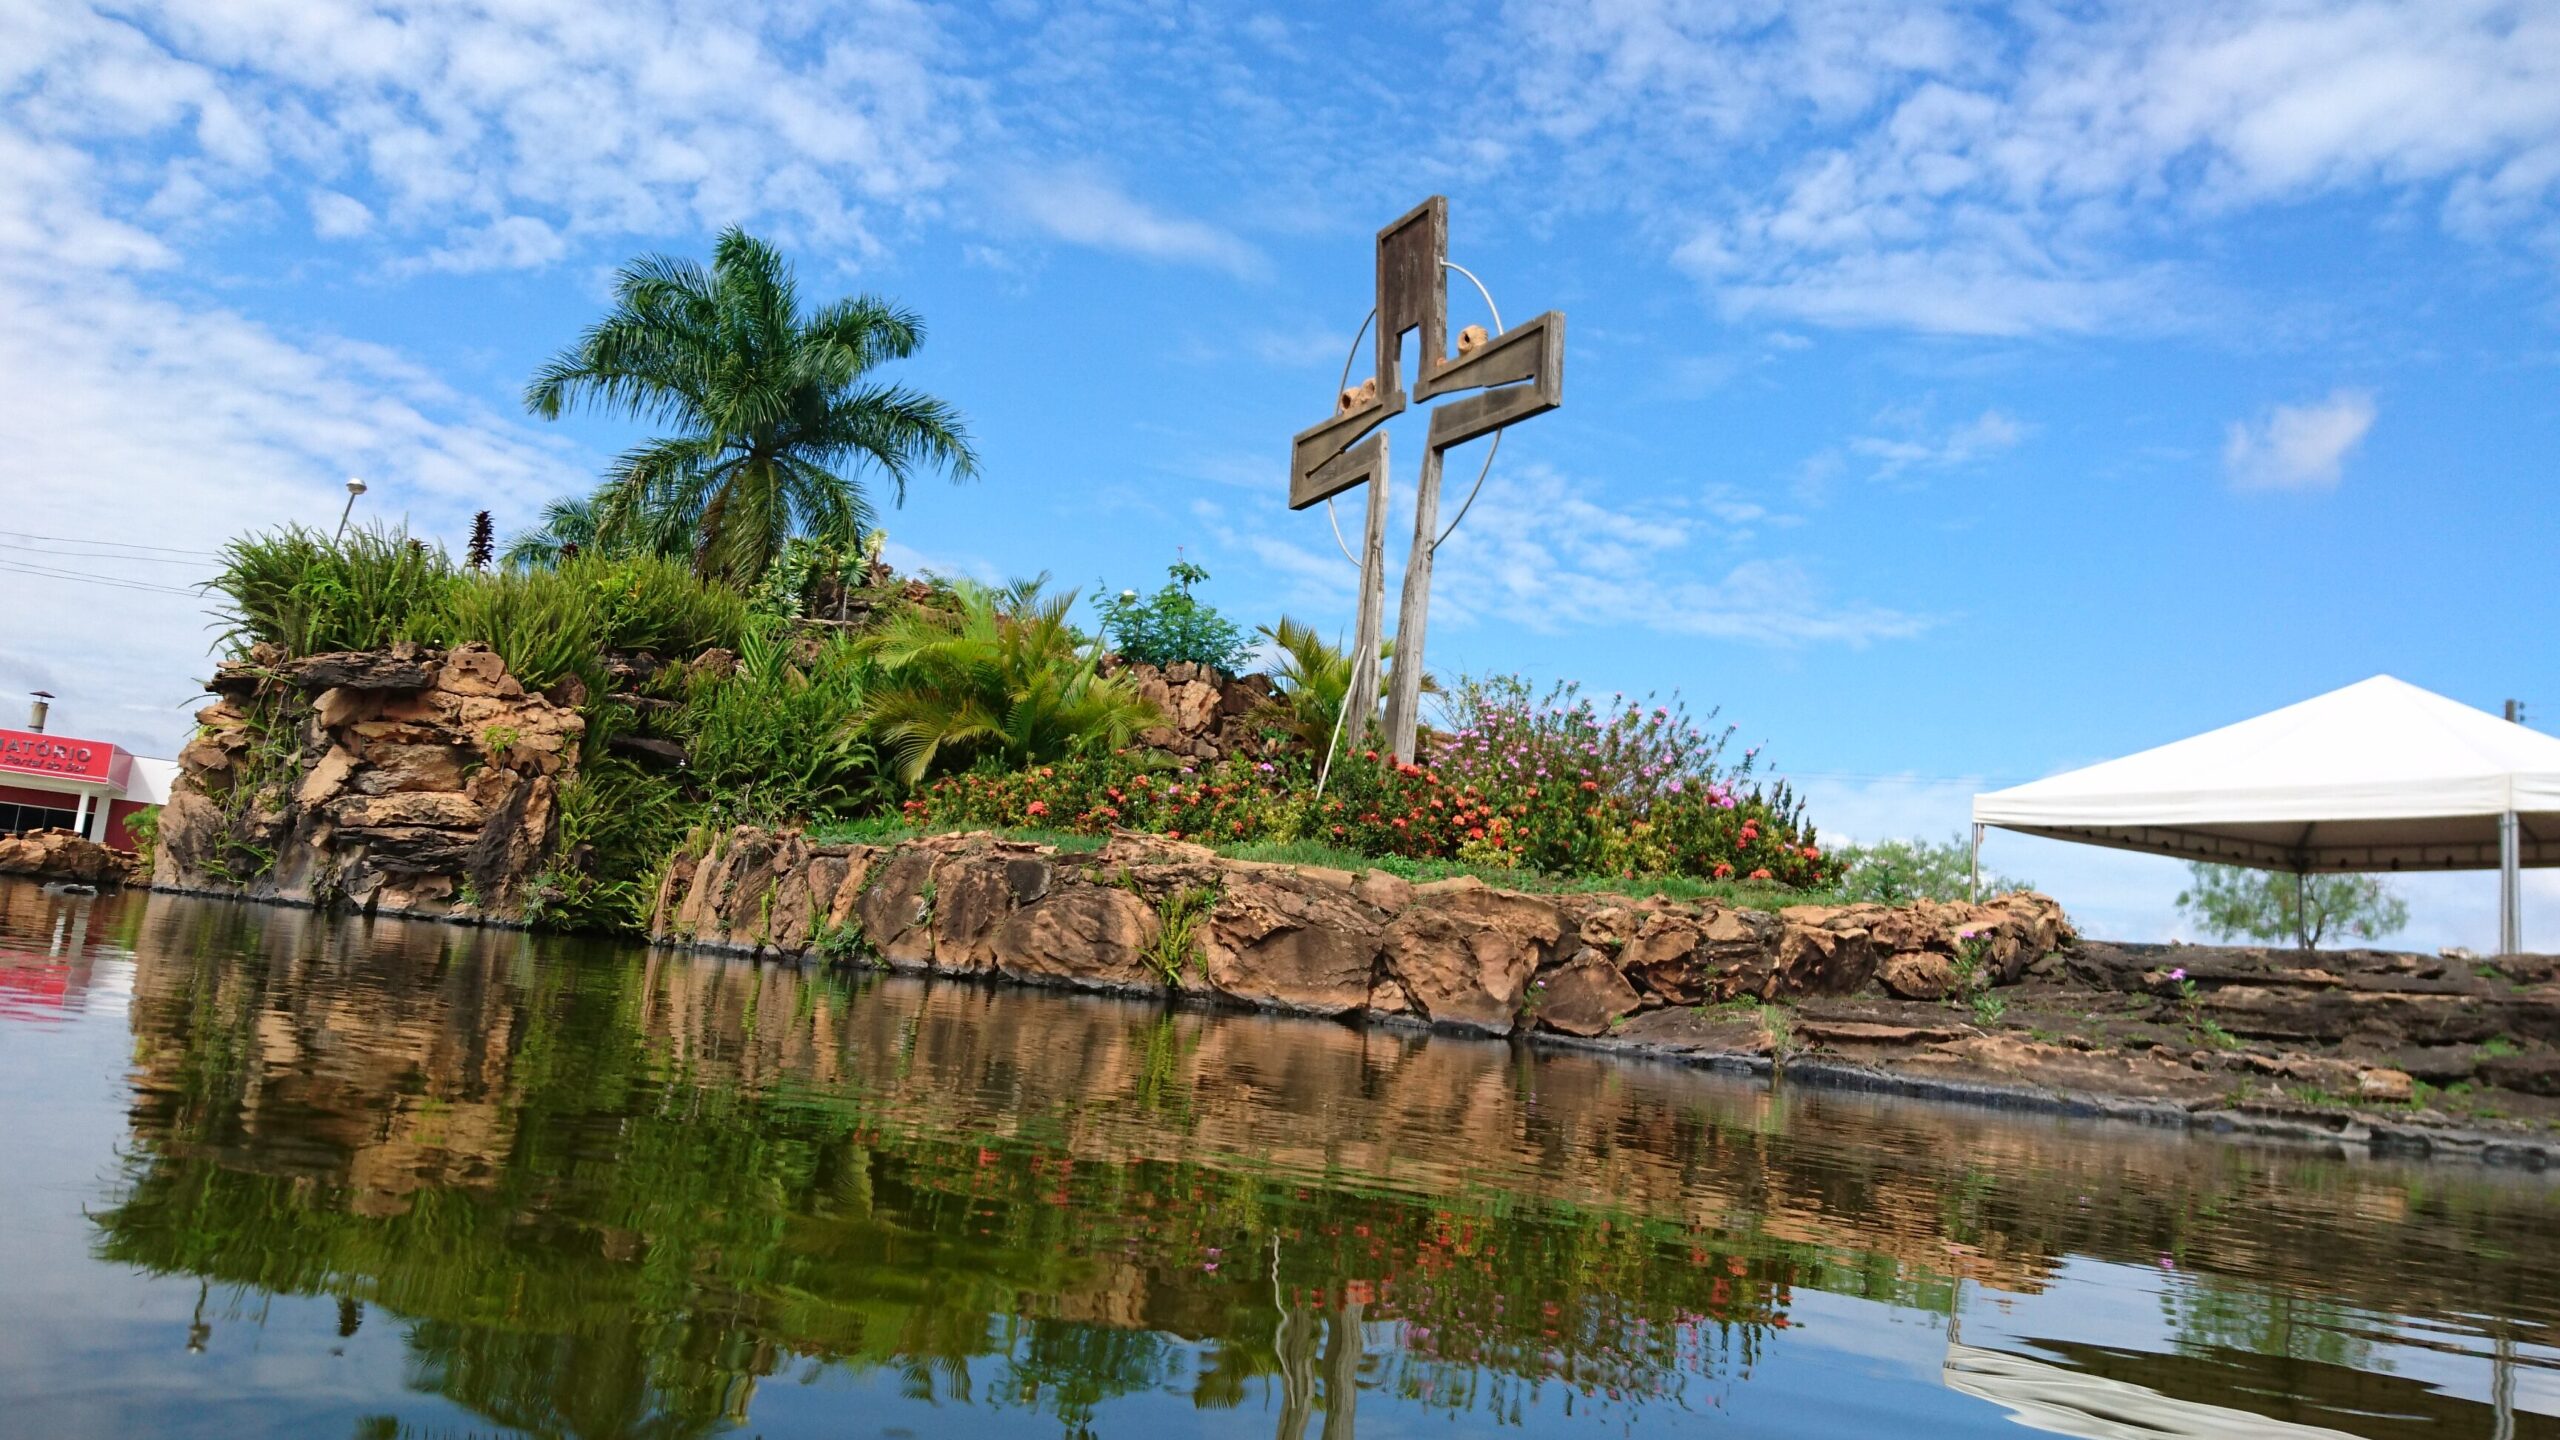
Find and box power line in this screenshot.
[0,529,221,558]
[0,558,204,596]
[0,539,211,568]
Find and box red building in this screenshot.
[0,727,173,850]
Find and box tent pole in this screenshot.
[2501,811,2522,956]
[1969,824,1983,903]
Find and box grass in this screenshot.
[800,821,1844,909]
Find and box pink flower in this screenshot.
[2168,967,2187,982]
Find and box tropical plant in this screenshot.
[680,620,888,821]
[524,226,977,585]
[2176,864,2408,951]
[501,485,693,570]
[206,524,459,657]
[1834,833,2032,905]
[859,580,1159,783]
[1096,559,1251,671]
[464,512,495,571]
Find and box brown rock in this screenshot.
[1351,868,1413,913]
[1794,1018,1967,1047]
[1381,886,1564,1033]
[991,883,1159,987]
[931,851,1020,970]
[353,742,469,794]
[295,745,361,807]
[0,830,130,886]
[437,645,510,696]
[856,844,941,967]
[1878,950,1960,1000]
[1197,866,1384,1016]
[2357,1067,2416,1103]
[1534,949,1642,1037]
[328,792,487,830]
[287,648,439,693]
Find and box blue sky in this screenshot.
[3,0,2556,945]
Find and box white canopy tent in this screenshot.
[1971,676,2560,953]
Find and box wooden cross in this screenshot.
[1289,196,1565,764]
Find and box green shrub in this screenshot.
[521,756,697,933]
[900,743,1837,889]
[208,524,459,657]
[861,579,1159,783]
[1097,560,1250,672]
[680,620,889,823]
[439,564,609,698]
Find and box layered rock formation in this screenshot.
[650,826,2070,1038]
[1105,661,1280,762]
[154,641,582,920]
[0,829,136,886]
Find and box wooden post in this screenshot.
[1383,446,1442,763]
[1339,450,1390,753]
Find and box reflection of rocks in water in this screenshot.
[83,887,2560,1440]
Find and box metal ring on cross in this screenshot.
[1324,261,1504,566]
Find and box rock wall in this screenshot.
[1105,661,1280,762]
[0,829,136,887]
[649,827,2070,1038]
[155,641,584,921]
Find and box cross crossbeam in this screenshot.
[1288,196,1565,763]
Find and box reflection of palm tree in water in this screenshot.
[1270,1235,1361,1440]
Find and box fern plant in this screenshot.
[858,579,1160,784]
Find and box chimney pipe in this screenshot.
[28,690,52,733]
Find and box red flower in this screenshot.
[1165,830,1182,841]
[1467,827,1484,840]
[1332,824,1347,837]
[1713,863,1734,879]
[1801,846,1819,860]
[1580,780,1599,792]
[1749,868,1773,881]
[1026,800,1049,818]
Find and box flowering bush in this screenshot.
[900,675,1840,888]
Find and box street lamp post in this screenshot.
[334,477,369,540]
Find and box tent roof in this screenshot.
[1973,676,2560,873]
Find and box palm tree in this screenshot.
[501,484,694,569]
[858,580,1159,784]
[525,227,976,585]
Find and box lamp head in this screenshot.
[345,476,368,497]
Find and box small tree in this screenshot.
[1096,559,1251,672]
[2176,864,2408,950]
[1835,833,2030,905]
[465,511,495,572]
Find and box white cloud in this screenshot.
[0,260,588,756]
[1241,461,1930,648]
[308,189,372,239]
[6,0,971,271]
[1005,170,1263,275]
[1502,1,2560,334]
[2223,389,2377,491]
[1851,407,2027,478]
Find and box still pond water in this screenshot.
[3,878,2558,1439]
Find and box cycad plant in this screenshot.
[859,581,1159,784]
[525,227,977,585]
[1253,616,1419,749]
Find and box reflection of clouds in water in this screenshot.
[1946,1344,2365,1439]
[1955,1256,2560,1432]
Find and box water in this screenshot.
[3,879,2557,1439]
